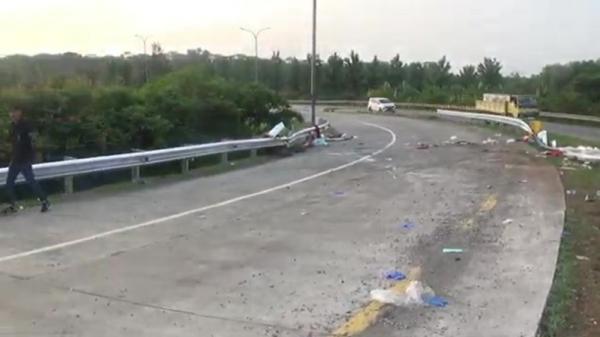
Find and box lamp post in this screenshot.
[240,27,271,82]
[134,34,150,83]
[310,0,317,125]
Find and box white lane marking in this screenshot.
[0,122,397,264]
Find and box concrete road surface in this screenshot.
[0,113,564,337]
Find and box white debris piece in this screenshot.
[267,122,287,138]
[370,281,434,307]
[560,146,600,163]
[482,138,497,145]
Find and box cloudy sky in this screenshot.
[1,0,599,74]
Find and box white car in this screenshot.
[368,97,396,113]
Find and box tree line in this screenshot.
[1,48,599,116]
[0,66,302,165]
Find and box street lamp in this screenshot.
[310,0,317,125]
[135,34,150,83]
[240,27,271,83]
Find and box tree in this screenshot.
[405,62,425,91]
[367,56,384,89]
[149,43,172,80]
[345,51,364,96]
[287,57,302,94]
[270,51,283,94]
[389,54,404,88]
[459,65,478,88]
[325,52,345,96]
[477,57,503,90]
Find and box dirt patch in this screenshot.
[539,167,600,337]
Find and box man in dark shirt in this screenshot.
[5,104,50,213]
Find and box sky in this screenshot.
[1,0,599,74]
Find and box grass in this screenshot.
[550,133,600,148]
[538,134,600,337]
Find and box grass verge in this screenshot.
[538,135,600,337]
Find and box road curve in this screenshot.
[0,113,564,337]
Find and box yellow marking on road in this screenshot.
[330,269,419,337]
[462,194,497,230]
[331,195,499,336]
[479,194,497,213]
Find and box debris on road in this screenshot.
[333,192,346,197]
[585,194,596,202]
[401,222,416,230]
[561,146,600,163]
[450,135,458,141]
[443,248,464,254]
[576,255,590,261]
[416,143,430,150]
[370,281,447,308]
[385,271,407,281]
[520,179,529,184]
[422,295,449,308]
[313,137,328,147]
[482,138,498,145]
[503,219,514,225]
[566,190,577,196]
[506,138,516,144]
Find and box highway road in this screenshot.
[543,121,600,143]
[0,112,564,337]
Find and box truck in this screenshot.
[476,94,539,118]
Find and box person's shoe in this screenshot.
[41,200,51,213]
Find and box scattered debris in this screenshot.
[561,146,600,163]
[450,136,458,141]
[506,138,516,144]
[313,137,328,147]
[300,210,308,216]
[442,248,464,254]
[267,122,287,138]
[385,271,407,281]
[544,149,564,158]
[538,130,548,146]
[502,219,514,225]
[370,281,447,308]
[566,190,577,196]
[520,179,529,184]
[422,295,449,308]
[482,138,497,145]
[487,185,493,190]
[576,255,591,261]
[585,194,596,202]
[401,221,416,230]
[416,143,430,150]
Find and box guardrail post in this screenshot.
[221,152,228,165]
[64,176,74,194]
[181,159,190,174]
[250,149,258,158]
[131,166,141,183]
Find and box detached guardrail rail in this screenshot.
[0,120,329,193]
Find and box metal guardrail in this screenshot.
[437,109,556,151]
[292,100,600,124]
[0,120,329,193]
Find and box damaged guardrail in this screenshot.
[437,109,600,163]
[0,120,330,193]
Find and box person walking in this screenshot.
[4,103,50,213]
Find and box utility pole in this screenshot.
[135,34,150,83]
[240,27,270,83]
[310,0,317,125]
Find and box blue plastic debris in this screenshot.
[402,222,416,230]
[422,295,448,308]
[385,271,407,281]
